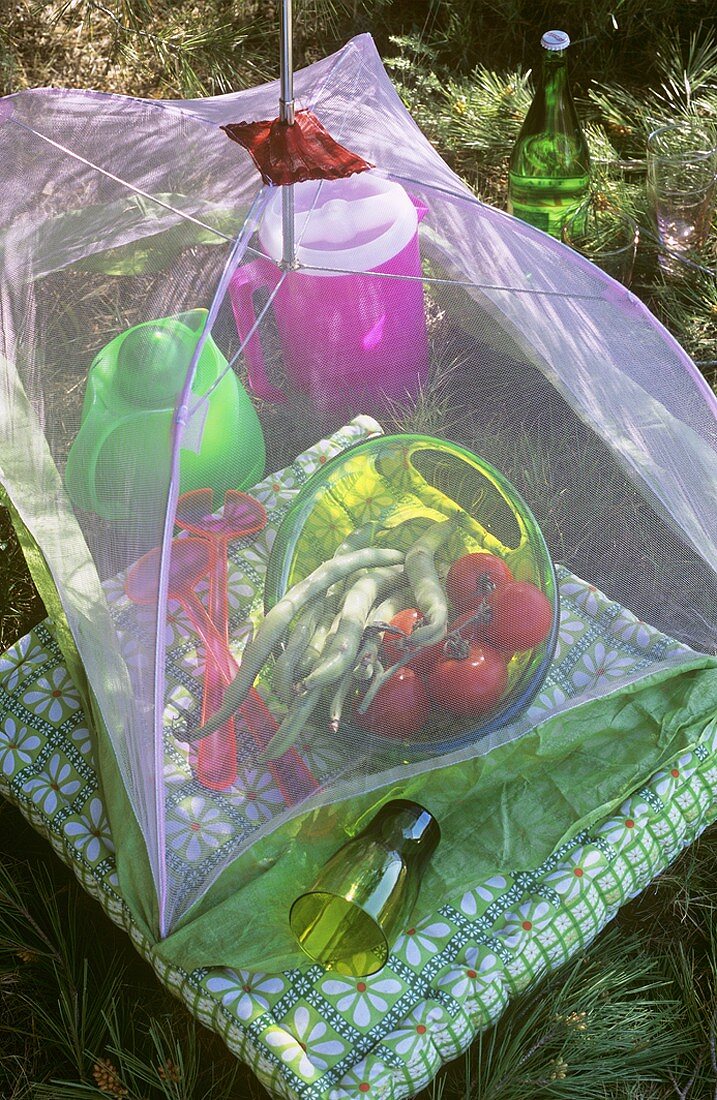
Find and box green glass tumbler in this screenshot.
[289,799,440,976]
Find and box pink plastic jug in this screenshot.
[228,174,430,407]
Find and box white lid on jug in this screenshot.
[259,172,420,274]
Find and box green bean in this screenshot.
[355,573,447,716]
[302,565,403,691]
[326,524,381,601]
[354,589,410,679]
[258,687,323,762]
[260,603,345,758]
[272,598,326,704]
[353,636,379,683]
[404,518,457,648]
[194,547,404,738]
[369,587,412,630]
[297,598,340,677]
[367,589,411,642]
[381,504,448,535]
[328,668,357,733]
[355,657,387,715]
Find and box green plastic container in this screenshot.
[65,309,265,521]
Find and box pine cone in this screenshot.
[92,1058,128,1097]
[548,1057,569,1081]
[16,948,39,964]
[158,1059,181,1083]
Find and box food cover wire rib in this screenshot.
[0,35,716,944]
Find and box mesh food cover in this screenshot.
[1,36,716,951]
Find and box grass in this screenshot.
[1,1,717,1096]
[0,502,45,654]
[0,802,257,1099]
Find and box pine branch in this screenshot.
[669,1057,702,1100]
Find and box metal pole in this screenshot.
[279,0,295,125]
[279,0,296,267]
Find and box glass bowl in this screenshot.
[265,434,559,754]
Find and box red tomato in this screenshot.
[354,667,431,739]
[446,552,514,615]
[426,643,508,716]
[483,581,553,653]
[386,609,494,679]
[381,608,437,675]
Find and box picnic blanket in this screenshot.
[1,417,716,1098]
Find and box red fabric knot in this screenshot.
[221,109,373,187]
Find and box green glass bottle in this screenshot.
[508,30,590,238]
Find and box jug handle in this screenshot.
[65,406,145,520]
[228,260,287,403]
[409,194,428,223]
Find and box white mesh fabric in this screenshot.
[1,35,716,936]
[0,87,264,913]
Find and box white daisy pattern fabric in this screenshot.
[0,428,715,1100]
[0,587,715,1100]
[0,633,47,692]
[394,921,452,968]
[496,899,554,951]
[0,717,41,778]
[205,969,286,1023]
[22,751,81,815]
[283,1007,348,1073]
[166,796,234,862]
[542,846,607,902]
[319,974,404,1029]
[63,796,114,863]
[22,666,79,725]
